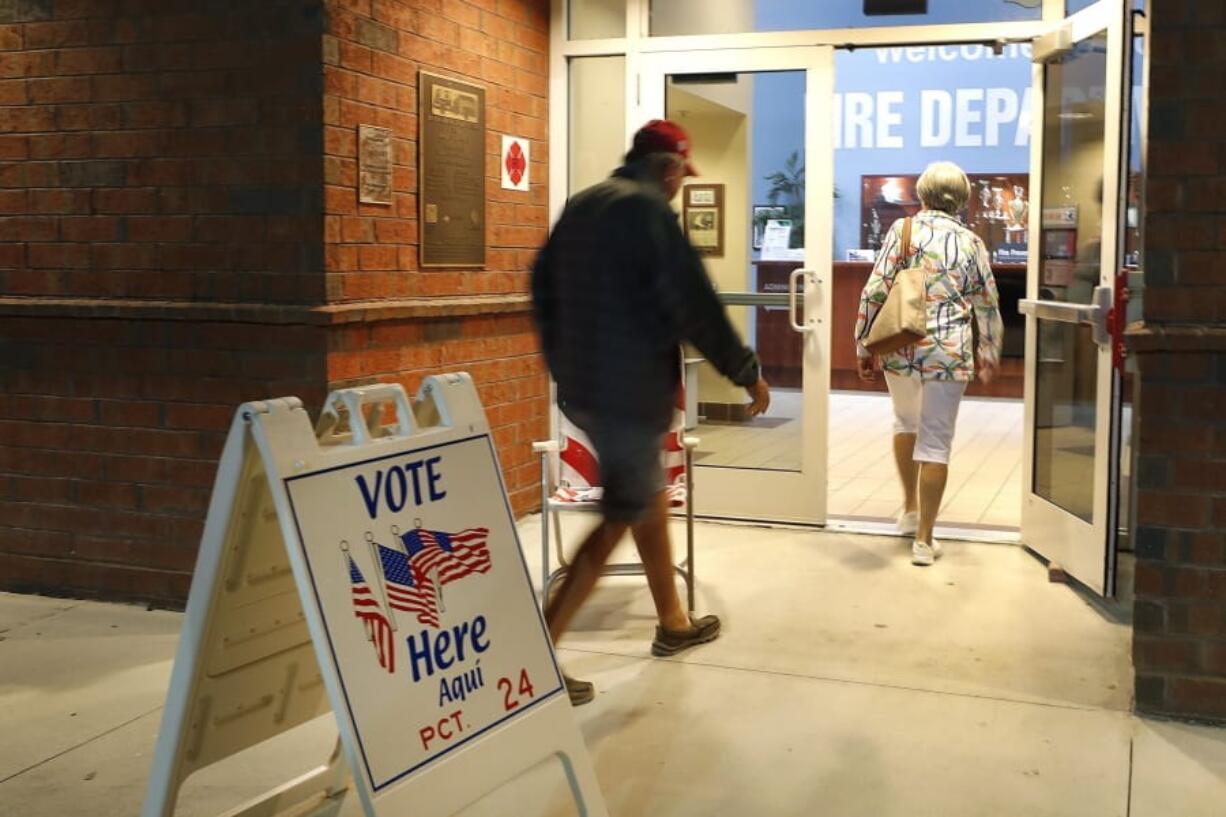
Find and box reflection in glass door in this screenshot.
[666,71,806,475]
[1032,31,1109,525]
[641,48,833,524]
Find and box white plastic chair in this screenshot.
[532,385,699,612]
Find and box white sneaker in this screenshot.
[911,539,943,566]
[896,511,918,536]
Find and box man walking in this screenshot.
[531,120,770,705]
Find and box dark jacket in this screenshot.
[531,162,761,430]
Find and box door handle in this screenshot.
[788,268,814,334]
[1018,285,1112,346]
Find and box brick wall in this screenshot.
[0,0,551,605]
[1128,1,1226,721]
[0,0,325,302]
[326,309,547,511]
[0,0,329,605]
[320,0,550,514]
[0,314,326,602]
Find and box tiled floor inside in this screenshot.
[4,519,1223,817]
[695,390,1024,528]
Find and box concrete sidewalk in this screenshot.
[1,519,1223,816]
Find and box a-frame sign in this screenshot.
[142,376,606,817]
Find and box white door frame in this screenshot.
[547,0,1105,528]
[638,47,833,525]
[548,0,1065,246]
[1020,0,1132,596]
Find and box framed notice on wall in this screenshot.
[683,183,724,257]
[358,125,393,206]
[419,71,486,268]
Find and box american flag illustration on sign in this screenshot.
[348,555,395,674]
[348,526,493,672]
[401,526,493,589]
[375,542,439,628]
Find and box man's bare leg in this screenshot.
[544,518,627,644]
[630,490,690,632]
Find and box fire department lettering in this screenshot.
[355,455,447,519]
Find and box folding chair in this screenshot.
[532,385,700,612]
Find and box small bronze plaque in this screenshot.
[358,125,393,206]
[419,71,486,268]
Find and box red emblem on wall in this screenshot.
[504,140,527,186]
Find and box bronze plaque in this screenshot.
[419,71,485,268]
[358,125,393,205]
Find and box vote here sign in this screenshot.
[284,432,563,792]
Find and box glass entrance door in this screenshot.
[639,47,833,524]
[1020,0,1135,595]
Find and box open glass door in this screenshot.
[1021,0,1134,595]
[638,47,834,525]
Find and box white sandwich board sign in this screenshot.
[142,376,606,817]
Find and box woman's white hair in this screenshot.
[917,161,971,214]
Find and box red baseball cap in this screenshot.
[630,119,699,176]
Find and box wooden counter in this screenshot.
[755,260,1026,399]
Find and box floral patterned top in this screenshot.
[854,210,1003,382]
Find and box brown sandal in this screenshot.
[651,614,721,657]
[564,674,595,706]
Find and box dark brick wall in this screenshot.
[1132,350,1226,721]
[0,0,328,605]
[0,0,325,302]
[1129,0,1226,722]
[0,314,327,604]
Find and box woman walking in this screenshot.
[853,161,1004,566]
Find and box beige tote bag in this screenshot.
[863,217,926,356]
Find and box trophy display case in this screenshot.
[859,173,1030,263]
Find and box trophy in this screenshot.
[978,181,992,211]
[1009,185,1027,226]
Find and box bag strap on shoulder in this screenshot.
[899,217,913,267]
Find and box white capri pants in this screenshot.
[884,373,967,464]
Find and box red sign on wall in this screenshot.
[500,136,530,192]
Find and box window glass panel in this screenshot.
[691,305,804,474]
[570,0,625,39]
[650,0,1040,37]
[569,57,626,194]
[830,47,1032,382]
[1123,32,1143,323]
[1033,33,1109,523]
[664,72,807,474]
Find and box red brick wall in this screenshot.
[1129,1,1226,721]
[0,0,552,604]
[320,0,550,514]
[326,311,548,512]
[0,0,329,605]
